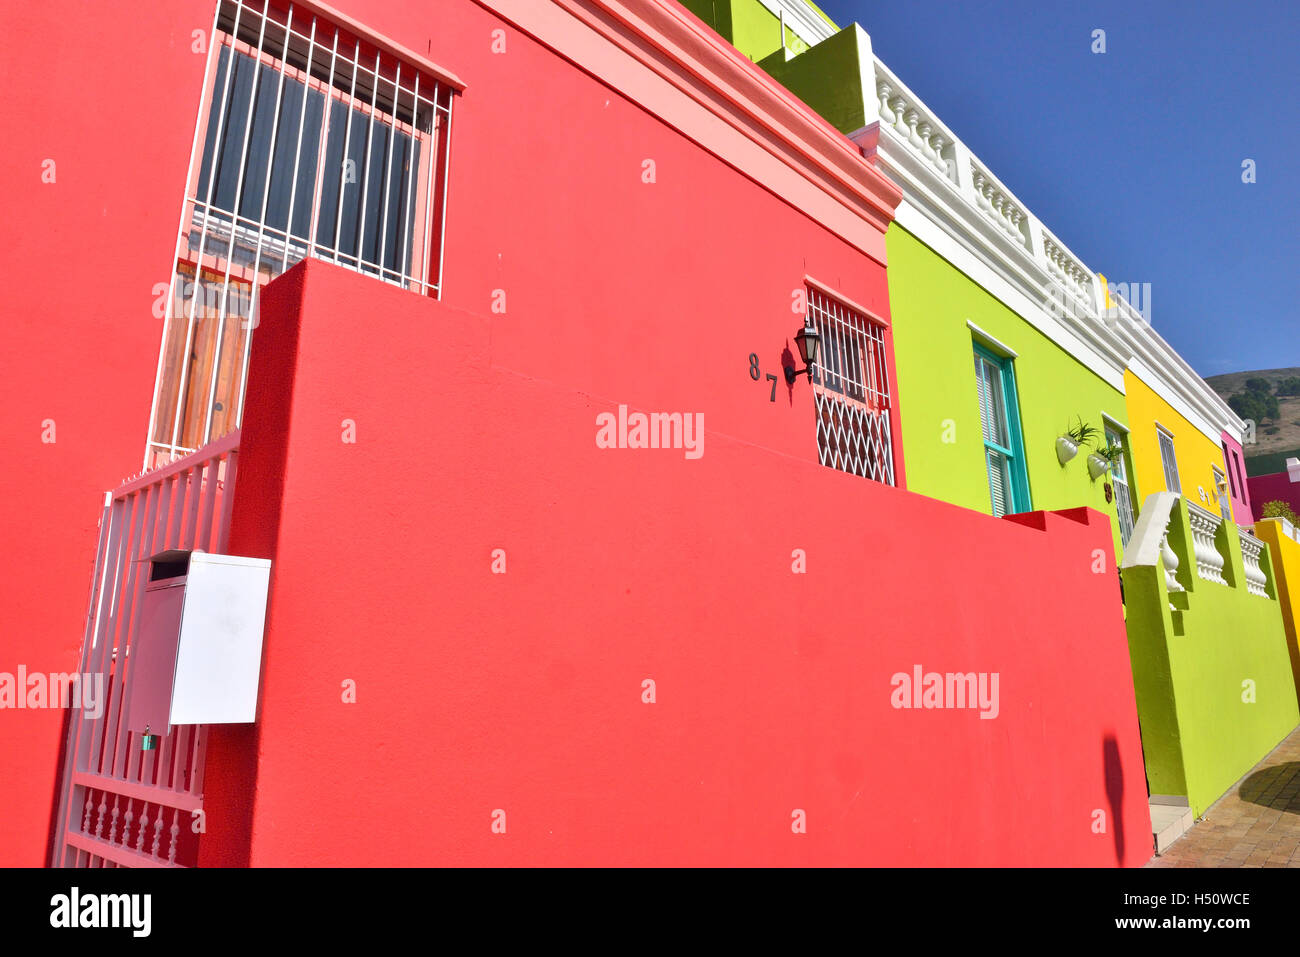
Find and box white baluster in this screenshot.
[917,121,939,164]
[1162,531,1184,595]
[169,810,180,865]
[877,82,895,124]
[136,804,149,854]
[905,109,926,152]
[891,97,909,137]
[929,131,950,178]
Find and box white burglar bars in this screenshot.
[145,0,457,469]
[806,287,896,486]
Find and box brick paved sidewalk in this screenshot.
[1147,724,1300,867]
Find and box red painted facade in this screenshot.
[204,260,1150,865]
[1249,470,1300,522]
[0,0,218,867]
[5,0,1152,866]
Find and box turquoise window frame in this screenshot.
[973,343,1032,515]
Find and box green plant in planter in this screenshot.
[1262,500,1300,524]
[1067,417,1100,446]
[1056,416,1098,466]
[1086,437,1124,481]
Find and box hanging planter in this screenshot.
[1056,436,1080,465]
[1088,438,1125,482]
[1057,416,1098,466]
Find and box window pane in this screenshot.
[1159,431,1181,493]
[1106,428,1128,484]
[265,79,325,242]
[1114,475,1136,546]
[987,448,1010,517]
[976,356,1008,449]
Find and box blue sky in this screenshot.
[814,0,1299,378]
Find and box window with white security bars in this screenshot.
[145,0,459,468]
[1157,426,1181,494]
[806,287,896,485]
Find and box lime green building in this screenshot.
[686,0,1300,839]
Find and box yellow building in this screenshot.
[1256,519,1300,710]
[1123,367,1235,525]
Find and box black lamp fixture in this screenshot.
[785,322,821,384]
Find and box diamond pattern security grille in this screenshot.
[807,287,896,486]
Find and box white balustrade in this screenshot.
[874,76,956,184]
[1042,235,1095,311]
[970,164,1030,251]
[1186,503,1228,585]
[1239,531,1270,597]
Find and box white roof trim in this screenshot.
[893,199,1127,392]
[1114,314,1246,441]
[967,321,1018,358]
[1129,355,1225,448]
[866,49,1245,445]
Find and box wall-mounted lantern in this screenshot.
[784,323,821,385]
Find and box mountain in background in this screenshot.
[1205,367,1300,474]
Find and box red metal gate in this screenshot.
[50,432,241,867]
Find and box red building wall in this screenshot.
[1249,470,1300,522]
[205,260,1151,865]
[0,0,217,866]
[7,0,1152,866]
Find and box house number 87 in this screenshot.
[748,353,778,402]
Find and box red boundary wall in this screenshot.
[0,0,217,866]
[201,260,1152,866]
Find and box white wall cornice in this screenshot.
[1117,321,1245,444]
[861,48,1242,445]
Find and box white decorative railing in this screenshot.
[1279,518,1299,544]
[870,54,1109,336]
[1041,233,1096,312]
[874,68,957,185]
[1239,531,1270,598]
[1186,503,1228,585]
[970,162,1031,252]
[51,430,241,867]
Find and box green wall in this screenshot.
[1124,501,1299,815]
[886,226,1131,557]
[678,0,816,61]
[758,24,870,133]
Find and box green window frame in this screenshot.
[973,343,1031,517]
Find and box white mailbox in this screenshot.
[126,550,272,736]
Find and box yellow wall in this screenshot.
[1124,369,1234,522]
[1256,519,1300,710]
